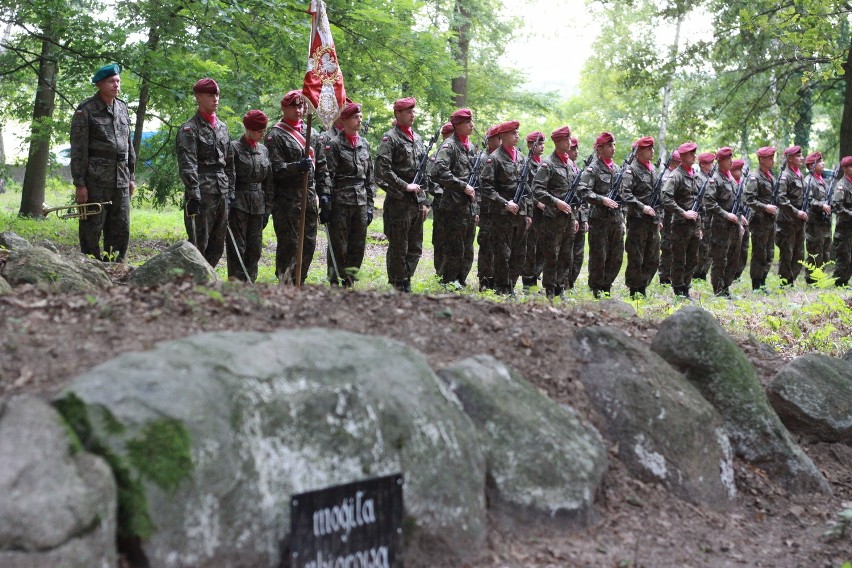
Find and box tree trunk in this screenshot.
[840,36,852,161]
[133,24,160,157]
[0,126,6,194]
[793,78,811,149]
[451,0,470,108]
[658,12,683,164]
[19,34,58,217]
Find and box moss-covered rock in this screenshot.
[0,231,31,251]
[2,247,111,293]
[0,276,11,296]
[129,240,217,287]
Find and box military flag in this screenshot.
[302,0,347,128]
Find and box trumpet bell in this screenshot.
[42,201,112,220]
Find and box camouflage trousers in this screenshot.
[734,225,749,280]
[695,215,711,278]
[79,185,130,262]
[776,219,806,285]
[272,200,318,284]
[383,197,423,287]
[749,215,775,287]
[568,225,586,289]
[491,214,529,293]
[476,205,494,289]
[537,214,574,290]
[624,215,660,290]
[805,222,831,282]
[327,202,369,285]
[438,207,476,286]
[432,193,445,273]
[658,211,673,283]
[709,216,741,294]
[587,216,624,292]
[185,192,228,268]
[670,221,700,289]
[832,220,852,286]
[226,208,265,282]
[522,208,545,283]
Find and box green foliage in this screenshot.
[823,508,852,541]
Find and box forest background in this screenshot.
[0,0,850,217]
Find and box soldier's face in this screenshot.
[681,151,696,169]
[196,92,219,114]
[718,156,732,172]
[505,129,519,148]
[599,141,615,160]
[530,139,545,156]
[395,108,415,128]
[245,129,265,142]
[568,146,578,160]
[282,103,304,122]
[813,160,824,175]
[732,169,743,181]
[788,153,804,169]
[97,75,121,100]
[636,146,653,162]
[455,120,474,137]
[554,138,570,154]
[487,135,501,151]
[759,155,775,171]
[844,165,852,178]
[342,112,362,134]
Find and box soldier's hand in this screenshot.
[475,214,480,225]
[682,210,699,221]
[366,206,374,225]
[582,222,589,232]
[186,198,201,217]
[642,205,655,217]
[505,200,520,215]
[556,200,571,214]
[464,185,476,198]
[697,228,704,240]
[601,197,619,209]
[421,205,429,221]
[765,204,778,216]
[75,185,88,204]
[741,215,749,227]
[525,216,532,229]
[129,181,136,197]
[296,158,313,172]
[798,210,808,221]
[536,201,546,211]
[406,183,421,193]
[727,212,738,223]
[823,204,831,215]
[319,194,332,225]
[572,220,579,234]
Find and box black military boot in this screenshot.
[553,285,564,297]
[629,287,640,298]
[521,276,536,290]
[592,288,602,299]
[402,279,411,293]
[639,287,646,297]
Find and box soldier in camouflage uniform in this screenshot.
[265,90,330,284]
[705,147,743,296]
[70,63,136,262]
[433,108,479,287]
[226,110,272,282]
[176,78,235,268]
[375,97,430,292]
[324,102,374,286]
[731,159,751,281]
[531,126,577,298]
[620,136,660,297]
[803,152,833,282]
[567,137,588,289]
[658,150,681,285]
[475,125,501,291]
[775,146,809,286]
[832,156,852,287]
[744,146,779,290]
[578,132,623,298]
[521,131,546,289]
[661,142,702,298]
[480,121,532,295]
[693,152,716,280]
[431,122,455,274]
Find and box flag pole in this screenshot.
[294,112,312,287]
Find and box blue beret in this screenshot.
[91,63,121,84]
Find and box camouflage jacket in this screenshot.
[620,159,661,221]
[176,112,234,200]
[706,169,737,217]
[776,166,806,224]
[325,131,374,207]
[578,157,622,220]
[70,94,136,191]
[480,146,531,217]
[531,152,579,220]
[832,176,852,222]
[804,173,830,226]
[433,134,479,214]
[374,126,428,206]
[230,137,273,215]
[662,165,700,224]
[744,169,777,220]
[265,121,330,207]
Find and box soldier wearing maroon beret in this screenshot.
[566,136,588,290]
[744,146,779,290]
[661,142,702,298]
[619,136,660,297]
[475,125,504,291]
[692,152,717,281]
[429,122,455,276]
[802,151,832,283]
[374,97,429,292]
[704,147,743,296]
[832,156,852,286]
[773,145,809,286]
[521,130,547,290]
[730,159,751,281]
[176,78,235,268]
[657,150,681,286]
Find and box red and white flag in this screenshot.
[302,0,347,129]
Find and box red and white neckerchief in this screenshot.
[345,133,359,148]
[242,135,257,149]
[502,145,517,162]
[457,135,470,151]
[814,173,824,183]
[639,159,653,172]
[724,170,734,182]
[602,158,615,171]
[398,125,414,141]
[791,166,802,178]
[762,169,773,181]
[274,121,315,162]
[200,111,217,128]
[532,155,541,164]
[681,164,694,177]
[556,152,569,166]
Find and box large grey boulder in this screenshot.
[129,240,217,286]
[0,231,31,251]
[574,326,736,506]
[0,276,11,295]
[651,306,829,493]
[843,348,852,364]
[767,354,852,444]
[2,247,111,293]
[438,355,607,526]
[0,396,116,568]
[58,329,486,568]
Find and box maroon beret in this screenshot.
[393,97,416,111]
[193,78,219,95]
[550,126,572,141]
[281,90,304,107]
[441,122,455,136]
[450,108,473,126]
[494,120,520,135]
[339,102,361,120]
[756,146,776,158]
[716,147,733,160]
[595,132,614,147]
[698,152,716,164]
[485,125,499,139]
[783,145,802,156]
[526,131,544,144]
[805,152,822,166]
[242,110,268,131]
[569,136,579,148]
[670,150,681,162]
[677,142,697,155]
[731,159,745,171]
[635,136,654,148]
[841,156,852,168]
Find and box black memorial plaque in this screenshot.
[290,473,404,568]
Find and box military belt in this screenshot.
[198,164,223,174]
[89,149,127,162]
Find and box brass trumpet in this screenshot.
[42,201,112,220]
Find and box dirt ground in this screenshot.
[1,269,851,567]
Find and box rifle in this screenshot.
[769,167,783,206]
[361,114,372,135]
[731,166,750,216]
[690,165,718,212]
[412,128,440,187]
[466,136,489,189]
[606,149,637,202]
[823,165,841,221]
[801,175,814,215]
[648,155,673,209]
[561,152,594,206]
[512,137,542,204]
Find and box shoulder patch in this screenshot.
[325,145,331,151]
[542,163,550,168]
[382,136,389,141]
[74,110,84,115]
[750,176,757,180]
[780,174,787,180]
[182,126,192,132]
[586,167,594,172]
[441,143,449,149]
[486,158,492,163]
[266,135,273,141]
